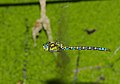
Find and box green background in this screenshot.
[0,0,120,84]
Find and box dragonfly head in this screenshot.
[43,42,50,51]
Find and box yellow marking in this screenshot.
[76,47,78,49]
[51,44,55,47]
[82,46,85,49]
[94,47,97,50]
[49,43,60,51]
[50,46,57,51]
[88,47,91,49]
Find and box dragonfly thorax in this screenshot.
[43,42,63,52]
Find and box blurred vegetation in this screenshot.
[0,0,120,84]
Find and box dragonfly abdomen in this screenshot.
[61,46,110,51]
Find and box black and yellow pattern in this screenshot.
[43,42,63,52]
[43,42,110,52]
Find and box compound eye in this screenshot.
[45,45,48,49]
[43,44,48,50]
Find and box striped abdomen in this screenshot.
[61,46,110,51]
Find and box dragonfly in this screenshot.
[43,41,110,52]
[43,41,110,83]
